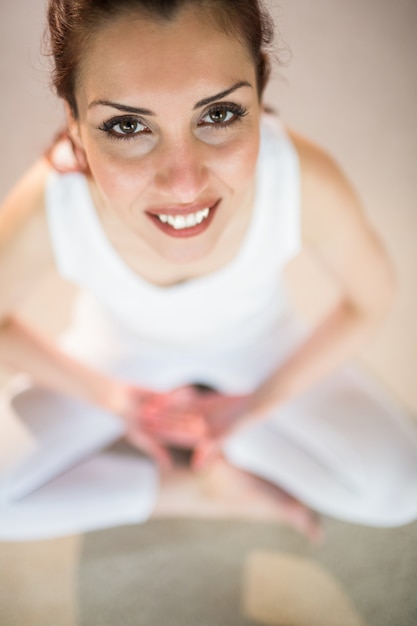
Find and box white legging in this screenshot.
[224,364,417,527]
[3,308,411,536]
[1,364,416,541]
[56,305,417,528]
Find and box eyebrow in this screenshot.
[88,81,252,115]
[88,101,154,115]
[193,81,252,109]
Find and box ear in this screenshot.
[64,101,81,146]
[63,101,88,172]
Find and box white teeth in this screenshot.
[185,213,197,227]
[156,208,211,229]
[173,215,186,230]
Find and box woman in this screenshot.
[1,0,416,538]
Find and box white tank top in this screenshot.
[45,117,303,392]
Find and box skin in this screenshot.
[68,8,261,274]
[0,5,395,536]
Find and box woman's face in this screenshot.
[69,6,262,264]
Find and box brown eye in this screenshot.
[209,108,229,123]
[199,103,247,128]
[119,119,139,134]
[99,115,149,139]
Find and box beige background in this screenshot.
[0,0,416,414]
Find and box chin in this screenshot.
[157,239,215,265]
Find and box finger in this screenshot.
[191,438,221,470]
[167,406,207,423]
[139,399,168,418]
[143,423,205,448]
[143,413,207,430]
[127,428,172,471]
[146,427,208,450]
[141,412,208,435]
[142,410,205,424]
[166,386,197,404]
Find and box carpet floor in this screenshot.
[1,515,416,626]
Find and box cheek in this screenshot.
[86,148,151,206]
[213,132,260,189]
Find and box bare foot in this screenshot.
[153,457,323,543]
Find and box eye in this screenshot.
[98,115,149,139]
[199,103,248,128]
[116,119,142,135]
[205,108,234,124]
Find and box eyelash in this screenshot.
[198,103,248,129]
[97,102,248,141]
[98,115,149,142]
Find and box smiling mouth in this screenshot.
[146,200,220,238]
[157,207,210,229]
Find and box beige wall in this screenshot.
[1,0,416,414]
[264,0,417,414]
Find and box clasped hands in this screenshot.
[117,383,251,470]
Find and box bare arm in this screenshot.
[0,163,196,464]
[0,160,121,411]
[189,131,397,467]
[248,130,396,417]
[0,157,170,417]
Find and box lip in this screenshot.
[145,199,220,238]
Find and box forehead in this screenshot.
[76,6,255,106]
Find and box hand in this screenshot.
[107,382,210,466]
[140,385,209,449]
[181,388,252,470]
[105,382,174,469]
[134,384,252,469]
[106,381,251,470]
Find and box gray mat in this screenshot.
[78,518,417,626]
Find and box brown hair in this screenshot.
[47,0,274,117]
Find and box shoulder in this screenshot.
[0,158,56,316]
[0,158,53,246]
[286,127,365,248]
[285,127,396,315]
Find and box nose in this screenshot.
[153,136,209,203]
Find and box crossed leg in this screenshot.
[152,454,322,542]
